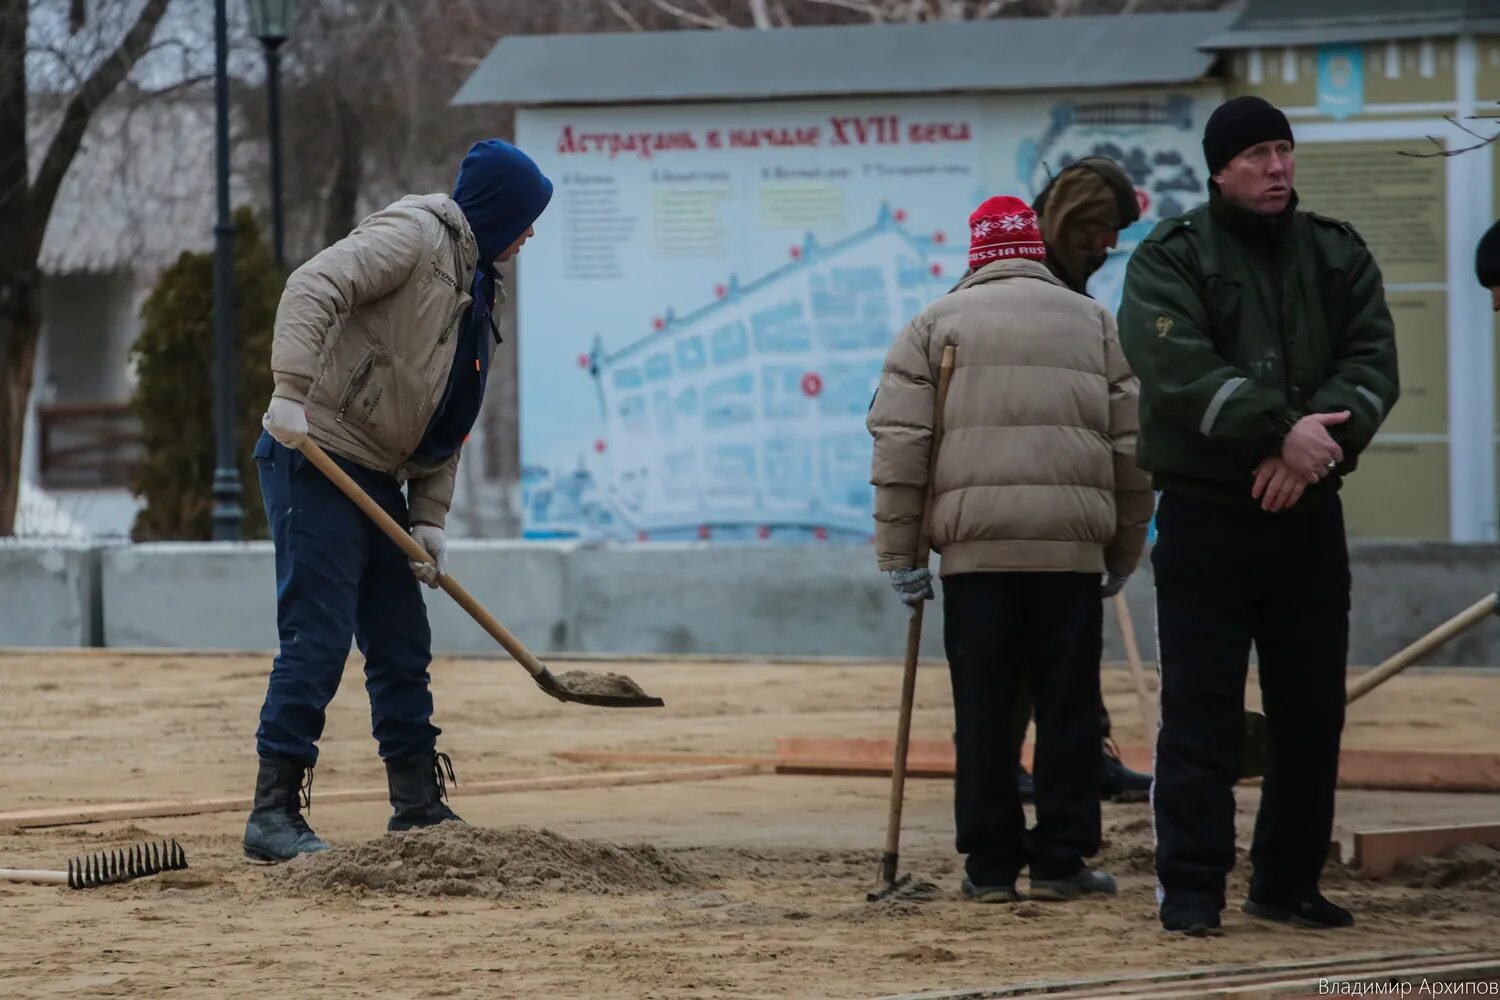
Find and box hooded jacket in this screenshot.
[269,143,551,528]
[1033,158,1140,294]
[270,194,482,528]
[866,259,1153,578]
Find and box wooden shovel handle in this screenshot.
[1345,592,1498,703]
[296,439,548,681]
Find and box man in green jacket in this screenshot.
[1118,97,1399,936]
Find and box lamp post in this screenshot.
[210,0,242,541]
[246,0,295,270]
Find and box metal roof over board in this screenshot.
[452,11,1236,108]
[1203,0,1500,48]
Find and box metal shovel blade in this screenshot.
[532,666,665,709]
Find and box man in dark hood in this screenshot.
[1034,157,1142,295]
[248,140,551,863]
[1019,158,1153,805]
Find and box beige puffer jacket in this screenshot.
[271,194,494,528]
[867,259,1153,577]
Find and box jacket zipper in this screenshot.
[335,351,376,423]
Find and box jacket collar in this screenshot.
[952,258,1066,293]
[398,193,479,279]
[1209,187,1298,246]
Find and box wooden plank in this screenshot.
[1353,822,1500,877]
[773,738,1154,778]
[1338,750,1500,793]
[770,738,1500,791]
[0,765,766,833]
[555,750,778,767]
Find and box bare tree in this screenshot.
[0,0,178,535]
[610,0,1221,26]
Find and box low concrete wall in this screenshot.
[102,543,277,650]
[567,544,945,658]
[0,543,99,647]
[98,542,572,654]
[8,541,1499,666]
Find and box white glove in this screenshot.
[263,396,308,448]
[1100,572,1130,599]
[888,567,934,610]
[409,523,447,588]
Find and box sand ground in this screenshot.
[1,652,1497,999]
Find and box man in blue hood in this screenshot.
[248,140,552,863]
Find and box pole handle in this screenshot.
[879,344,957,887]
[296,439,549,681]
[1346,592,1498,703]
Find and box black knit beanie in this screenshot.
[1478,219,1500,288]
[1203,96,1295,177]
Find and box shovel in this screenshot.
[1239,591,1498,778]
[297,439,664,709]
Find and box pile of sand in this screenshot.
[271,824,701,899]
[554,670,651,698]
[1389,845,1500,890]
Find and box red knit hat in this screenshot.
[968,196,1047,270]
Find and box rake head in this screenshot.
[67,840,188,890]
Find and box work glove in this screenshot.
[887,567,934,610]
[262,396,308,449]
[1100,572,1130,599]
[409,523,447,588]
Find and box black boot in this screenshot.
[1101,739,1152,803]
[243,756,330,864]
[386,751,466,832]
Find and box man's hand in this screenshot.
[409,523,447,588]
[262,396,308,448]
[1100,573,1130,599]
[1280,412,1349,480]
[887,567,934,611]
[1252,457,1316,512]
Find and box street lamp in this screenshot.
[211,0,242,540]
[246,0,296,270]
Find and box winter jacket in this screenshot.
[1116,190,1400,507]
[270,194,492,528]
[867,259,1154,578]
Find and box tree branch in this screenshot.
[790,0,884,19]
[139,72,214,98]
[642,0,734,28]
[27,0,173,257]
[606,0,646,30]
[749,0,775,28]
[23,44,87,91]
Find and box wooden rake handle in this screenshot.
[0,868,68,885]
[296,438,549,682]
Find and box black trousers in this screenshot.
[944,572,1103,884]
[1151,491,1350,911]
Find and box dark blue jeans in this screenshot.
[253,431,440,765]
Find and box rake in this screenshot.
[1,840,188,889]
